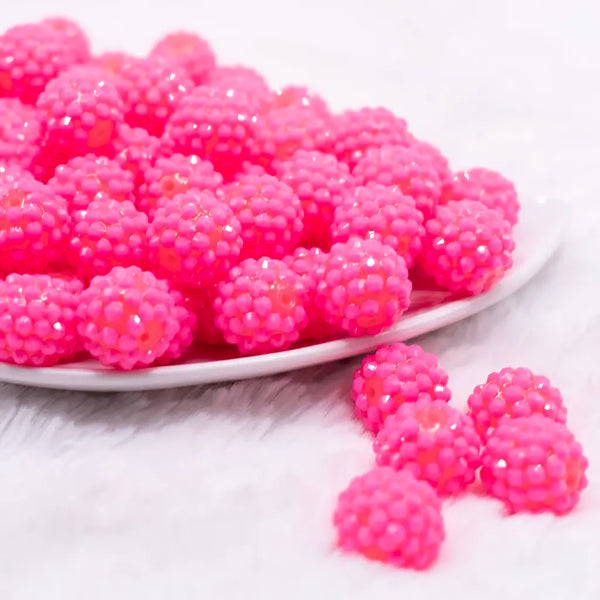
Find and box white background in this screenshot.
[1,1,599,598]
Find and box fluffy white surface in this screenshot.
[2,1,599,597]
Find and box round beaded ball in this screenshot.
[269,85,329,115]
[207,65,272,113]
[480,415,588,515]
[467,367,567,441]
[419,199,515,296]
[333,466,445,570]
[374,398,482,495]
[214,257,308,355]
[0,98,44,170]
[352,343,451,433]
[314,238,412,337]
[0,273,83,366]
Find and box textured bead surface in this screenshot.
[275,150,354,250]
[442,168,520,227]
[147,190,243,289]
[374,398,482,495]
[406,136,452,188]
[480,415,588,514]
[138,153,223,217]
[332,184,425,268]
[214,257,308,354]
[165,85,255,180]
[0,273,83,366]
[0,98,44,170]
[149,31,215,85]
[0,178,70,275]
[352,343,451,433]
[269,85,329,115]
[333,466,445,570]
[76,266,183,370]
[156,288,198,364]
[69,197,149,280]
[49,153,136,211]
[331,107,409,169]
[40,17,90,63]
[208,66,272,112]
[352,144,441,221]
[224,173,303,260]
[315,238,412,337]
[419,199,515,295]
[468,367,567,441]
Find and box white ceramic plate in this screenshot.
[0,196,565,392]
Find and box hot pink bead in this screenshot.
[333,466,445,570]
[269,85,329,115]
[138,153,223,217]
[284,246,341,343]
[90,51,138,77]
[224,173,303,260]
[76,266,186,370]
[419,199,515,295]
[248,106,336,172]
[40,17,90,63]
[0,21,87,104]
[149,31,215,85]
[69,197,149,280]
[315,238,412,337]
[275,150,354,250]
[118,57,194,137]
[207,65,272,112]
[406,136,452,188]
[156,288,198,364]
[442,168,520,227]
[0,178,70,275]
[165,85,255,180]
[36,66,125,162]
[214,257,308,354]
[374,398,482,495]
[468,367,567,441]
[352,343,452,433]
[352,144,442,221]
[481,415,588,514]
[49,154,136,212]
[331,107,410,169]
[0,164,35,188]
[0,273,83,366]
[332,184,425,268]
[147,190,243,289]
[0,98,44,170]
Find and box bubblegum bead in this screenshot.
[269,85,329,115]
[156,289,198,364]
[331,107,410,169]
[468,367,567,441]
[69,197,149,280]
[224,173,303,260]
[118,57,194,137]
[0,22,87,104]
[49,154,136,211]
[480,415,588,514]
[332,184,425,268]
[315,238,412,337]
[36,66,125,160]
[165,85,255,180]
[40,17,91,63]
[0,273,83,366]
[214,257,308,354]
[374,398,482,495]
[275,150,354,250]
[0,98,44,170]
[0,164,36,188]
[149,31,216,85]
[208,66,272,112]
[419,199,515,295]
[407,136,452,188]
[0,178,70,275]
[147,190,243,289]
[352,343,452,433]
[138,153,223,216]
[352,144,442,221]
[333,466,445,570]
[248,106,335,172]
[442,168,520,227]
[76,266,183,370]
[284,246,341,343]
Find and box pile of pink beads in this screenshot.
[334,352,588,569]
[0,18,519,370]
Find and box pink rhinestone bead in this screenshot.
[374,398,482,495]
[333,466,445,570]
[352,343,452,433]
[0,273,83,366]
[40,17,90,63]
[481,415,588,514]
[207,65,272,112]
